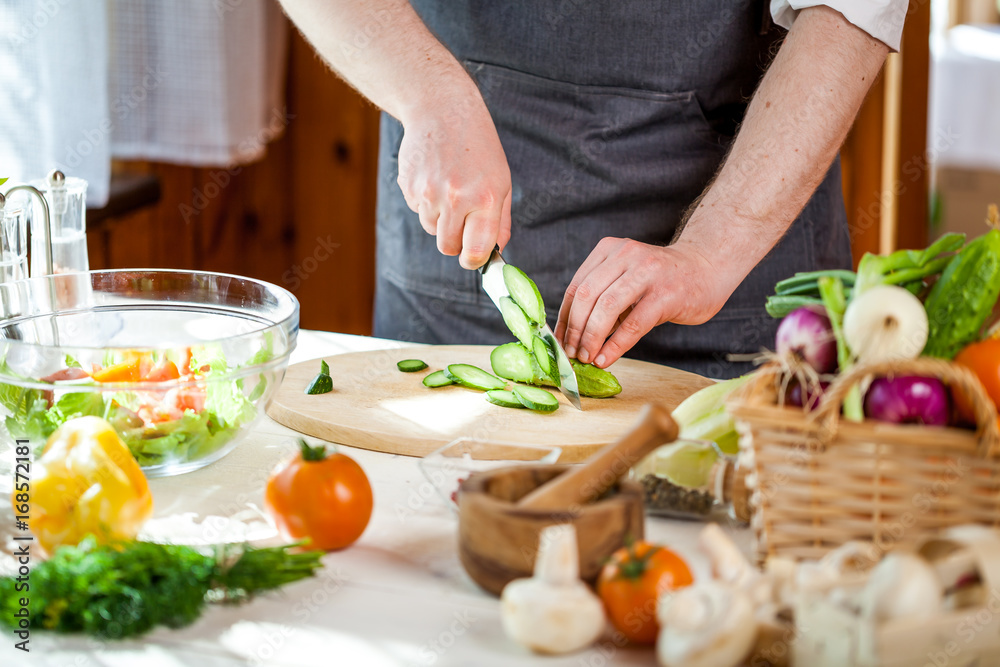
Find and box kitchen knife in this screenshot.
[479,246,582,410]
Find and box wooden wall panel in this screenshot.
[896,0,931,251]
[840,0,931,265]
[841,71,886,266]
[287,34,380,335]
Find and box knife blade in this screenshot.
[479,246,582,410]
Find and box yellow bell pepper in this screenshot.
[23,416,153,556]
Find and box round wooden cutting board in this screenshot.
[267,345,713,462]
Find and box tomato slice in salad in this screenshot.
[92,359,144,383]
[144,360,181,383]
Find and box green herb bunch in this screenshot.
[0,537,324,639]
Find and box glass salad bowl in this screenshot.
[0,270,298,476]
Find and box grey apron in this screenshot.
[373,0,852,379]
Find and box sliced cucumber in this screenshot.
[305,360,333,394]
[503,264,545,325]
[491,342,554,386]
[485,389,526,408]
[445,364,507,391]
[571,359,622,398]
[512,384,559,412]
[397,359,428,372]
[542,334,563,383]
[422,370,454,388]
[499,296,535,349]
[532,336,553,378]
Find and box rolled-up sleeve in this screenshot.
[770,0,908,51]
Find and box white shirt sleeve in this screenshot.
[770,0,908,51]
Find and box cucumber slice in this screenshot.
[397,359,428,372]
[422,370,454,388]
[445,364,507,391]
[491,342,535,383]
[512,384,559,412]
[485,389,526,408]
[491,342,555,386]
[305,360,333,394]
[532,336,553,378]
[499,296,535,349]
[503,264,545,325]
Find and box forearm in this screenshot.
[276,0,478,124]
[279,0,512,268]
[676,6,888,290]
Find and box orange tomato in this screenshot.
[164,386,206,413]
[596,541,693,644]
[92,358,144,383]
[955,339,1000,412]
[144,360,181,382]
[265,439,373,551]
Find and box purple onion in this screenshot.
[787,380,830,411]
[863,376,950,426]
[776,307,838,374]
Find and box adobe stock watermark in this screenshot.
[850,125,960,243]
[245,568,351,667]
[282,236,340,291]
[339,9,393,59]
[178,106,295,224]
[214,0,244,18]
[61,65,168,172]
[411,609,478,666]
[8,0,71,47]
[926,587,1000,667]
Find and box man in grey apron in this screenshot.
[279,1,901,378]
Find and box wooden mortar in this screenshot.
[457,404,677,596]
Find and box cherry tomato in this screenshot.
[265,439,373,550]
[596,541,693,644]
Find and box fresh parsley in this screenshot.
[0,537,324,639]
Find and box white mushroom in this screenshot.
[860,552,943,623]
[699,523,773,607]
[699,523,757,588]
[500,524,605,654]
[657,579,757,667]
[790,541,879,608]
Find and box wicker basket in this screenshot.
[728,357,1000,563]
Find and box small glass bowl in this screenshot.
[0,270,298,476]
[418,437,562,513]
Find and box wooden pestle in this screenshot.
[517,403,679,512]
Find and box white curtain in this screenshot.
[0,1,111,206]
[0,0,289,208]
[108,0,289,167]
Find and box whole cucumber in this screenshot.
[923,227,1000,359]
[570,359,622,398]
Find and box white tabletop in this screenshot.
[1,331,751,667]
